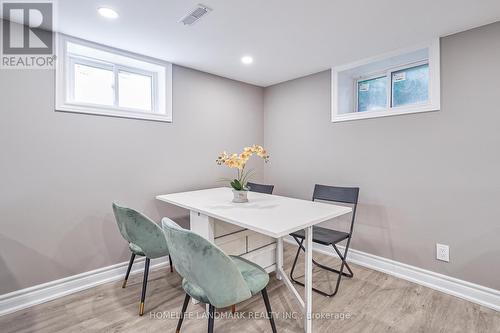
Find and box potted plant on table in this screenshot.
[216,145,270,203]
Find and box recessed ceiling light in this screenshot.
[98,7,119,19]
[241,56,253,65]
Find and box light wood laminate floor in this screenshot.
[1,244,498,332]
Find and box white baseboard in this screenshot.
[284,236,500,312]
[0,256,170,317]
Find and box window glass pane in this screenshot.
[73,63,114,106]
[392,64,429,107]
[118,71,152,111]
[357,76,387,112]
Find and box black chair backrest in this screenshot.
[247,182,274,194]
[312,184,359,234]
[313,184,359,204]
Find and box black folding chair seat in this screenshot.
[289,184,359,298]
[290,226,349,246]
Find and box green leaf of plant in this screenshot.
[232,179,243,190]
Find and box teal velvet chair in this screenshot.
[161,218,277,333]
[112,203,172,316]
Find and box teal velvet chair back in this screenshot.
[113,203,131,243]
[112,203,169,259]
[161,218,252,308]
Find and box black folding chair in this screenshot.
[289,184,359,297]
[247,182,275,194]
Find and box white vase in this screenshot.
[232,189,248,203]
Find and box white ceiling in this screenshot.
[55,0,500,87]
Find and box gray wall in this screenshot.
[0,65,264,294]
[263,22,500,290]
[2,20,499,297]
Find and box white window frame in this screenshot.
[56,34,173,123]
[332,39,440,122]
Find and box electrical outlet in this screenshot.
[436,243,450,262]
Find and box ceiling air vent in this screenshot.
[180,4,212,26]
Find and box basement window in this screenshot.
[56,35,172,122]
[391,63,429,107]
[332,40,440,122]
[356,75,387,112]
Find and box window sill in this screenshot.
[332,104,439,123]
[55,104,172,123]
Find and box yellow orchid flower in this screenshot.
[216,145,270,190]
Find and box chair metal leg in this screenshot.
[329,241,353,297]
[169,255,173,273]
[289,235,354,297]
[139,257,150,316]
[261,288,277,333]
[332,244,353,277]
[289,237,304,285]
[122,253,136,288]
[310,244,353,278]
[176,293,190,333]
[208,304,215,333]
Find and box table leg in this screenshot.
[304,226,313,333]
[189,210,214,241]
[189,210,214,309]
[275,237,284,280]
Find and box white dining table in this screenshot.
[156,187,352,333]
